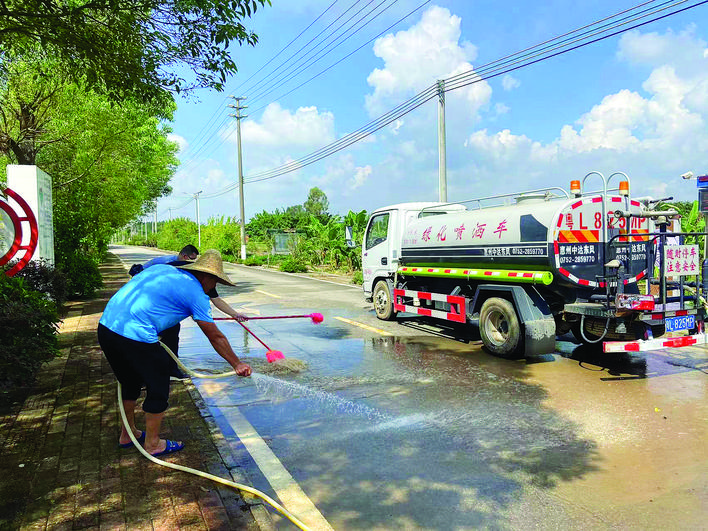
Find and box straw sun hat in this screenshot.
[176,249,234,286]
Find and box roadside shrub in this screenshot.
[201,217,241,257]
[9,259,68,307]
[0,275,60,390]
[351,270,363,285]
[244,255,267,266]
[61,253,103,299]
[279,257,308,273]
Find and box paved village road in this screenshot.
[111,245,708,530]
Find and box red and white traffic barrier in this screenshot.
[603,333,708,353]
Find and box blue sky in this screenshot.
[156,0,708,224]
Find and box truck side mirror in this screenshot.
[345,225,356,248]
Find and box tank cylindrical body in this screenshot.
[400,194,653,288]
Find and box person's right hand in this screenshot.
[234,362,252,377]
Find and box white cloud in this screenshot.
[350,165,372,190]
[501,75,520,91]
[391,119,404,135]
[617,26,707,75]
[494,103,510,116]
[365,6,492,118]
[231,102,335,148]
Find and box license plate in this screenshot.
[665,315,695,332]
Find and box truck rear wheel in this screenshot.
[373,280,396,320]
[480,298,522,358]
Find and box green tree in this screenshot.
[0,57,178,287]
[0,51,69,164]
[42,86,178,263]
[303,187,330,217]
[0,0,270,103]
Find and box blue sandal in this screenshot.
[152,439,185,456]
[119,431,146,448]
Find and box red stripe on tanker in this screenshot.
[399,193,652,288]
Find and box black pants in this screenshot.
[158,323,183,377]
[98,324,172,413]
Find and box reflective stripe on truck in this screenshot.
[393,289,467,323]
[398,266,553,285]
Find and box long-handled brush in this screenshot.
[215,312,324,324]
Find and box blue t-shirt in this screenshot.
[143,254,179,269]
[99,264,213,343]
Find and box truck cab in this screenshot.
[362,202,465,318]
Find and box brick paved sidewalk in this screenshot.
[0,254,271,530]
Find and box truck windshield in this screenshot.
[366,213,389,250]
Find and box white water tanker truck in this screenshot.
[361,171,708,357]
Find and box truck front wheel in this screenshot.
[373,280,396,320]
[480,298,522,357]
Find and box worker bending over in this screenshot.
[98,249,251,456]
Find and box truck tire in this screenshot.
[479,298,522,358]
[373,280,396,320]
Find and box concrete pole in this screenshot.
[194,191,203,248]
[237,114,247,260]
[229,96,248,260]
[437,80,447,203]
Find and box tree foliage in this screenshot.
[0,0,270,103]
[0,51,68,164]
[303,186,330,217]
[0,54,178,279]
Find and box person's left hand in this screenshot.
[232,313,248,322]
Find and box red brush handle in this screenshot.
[214,315,312,321]
[235,320,271,351]
[248,315,312,320]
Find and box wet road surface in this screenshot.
[112,246,708,529]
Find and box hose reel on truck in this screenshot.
[362,171,708,357]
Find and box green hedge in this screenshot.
[0,274,61,390]
[60,253,103,299]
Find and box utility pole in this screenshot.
[153,203,157,233]
[168,208,173,221]
[437,79,447,203]
[193,190,203,248]
[229,96,248,260]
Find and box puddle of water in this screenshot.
[251,373,389,420]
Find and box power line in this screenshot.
[248,0,432,115]
[238,0,368,97]
[232,0,340,94]
[201,85,439,200]
[174,2,345,172]
[444,0,690,91]
[171,0,707,203]
[176,0,432,182]
[246,0,401,106]
[240,0,704,184]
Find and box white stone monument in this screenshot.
[7,165,54,264]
